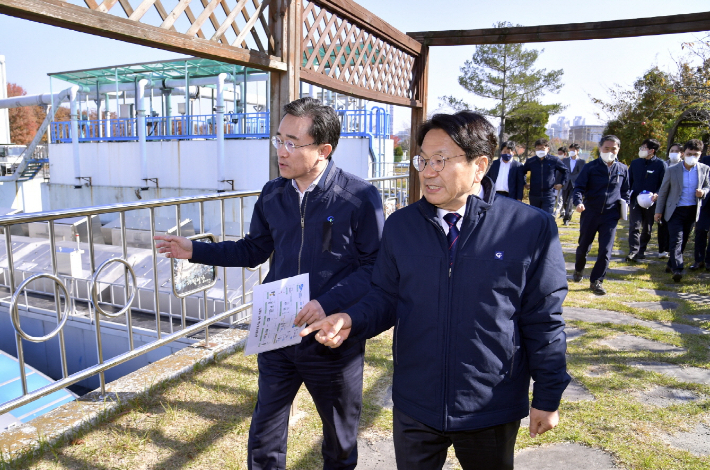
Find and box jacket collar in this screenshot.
[418,176,495,228]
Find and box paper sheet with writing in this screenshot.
[244,273,309,355]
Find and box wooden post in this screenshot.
[408,45,428,205]
[269,0,302,180]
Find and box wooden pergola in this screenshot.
[1,0,710,202]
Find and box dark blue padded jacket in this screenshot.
[572,158,631,213]
[190,159,385,354]
[346,177,570,432]
[521,154,569,197]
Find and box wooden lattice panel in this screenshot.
[81,0,275,54]
[301,0,416,104]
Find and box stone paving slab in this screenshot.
[565,262,643,275]
[666,423,710,456]
[623,301,679,310]
[633,386,706,407]
[629,361,710,385]
[563,307,708,335]
[515,443,618,469]
[641,289,710,306]
[685,314,710,323]
[529,379,594,402]
[598,334,686,354]
[356,438,399,469]
[566,327,585,341]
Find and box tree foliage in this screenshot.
[7,83,38,145]
[506,101,560,160]
[441,22,564,145]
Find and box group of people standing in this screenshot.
[487,136,710,294]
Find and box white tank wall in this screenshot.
[48,138,380,191]
[0,177,45,213]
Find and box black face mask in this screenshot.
[500,154,512,162]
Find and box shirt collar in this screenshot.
[292,165,327,195]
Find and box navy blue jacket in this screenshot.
[487,158,525,200]
[346,177,570,432]
[702,155,710,214]
[628,155,666,205]
[190,160,385,353]
[572,158,631,213]
[521,154,569,197]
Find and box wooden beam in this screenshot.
[0,0,287,72]
[300,68,420,108]
[408,11,710,46]
[312,0,421,56]
[408,45,428,204]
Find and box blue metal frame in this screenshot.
[50,110,390,144]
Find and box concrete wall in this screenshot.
[0,306,193,393]
[48,137,380,190]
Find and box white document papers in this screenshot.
[620,199,628,221]
[244,273,309,355]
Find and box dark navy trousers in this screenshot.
[628,203,657,257]
[248,340,365,470]
[575,207,620,282]
[529,193,556,215]
[667,205,696,273]
[657,219,670,253]
[694,211,710,263]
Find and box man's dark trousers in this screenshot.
[575,208,619,282]
[695,210,710,264]
[248,342,364,470]
[529,193,556,215]
[628,203,656,258]
[658,220,670,253]
[562,186,575,222]
[392,407,520,470]
[667,205,697,273]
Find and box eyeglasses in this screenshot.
[271,136,317,153]
[412,154,466,172]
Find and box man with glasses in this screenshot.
[301,111,570,470]
[626,138,666,262]
[155,97,385,469]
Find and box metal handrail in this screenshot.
[0,177,408,419]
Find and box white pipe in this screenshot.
[216,73,226,191]
[70,86,81,186]
[136,79,148,185]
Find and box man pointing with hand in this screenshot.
[302,111,570,470]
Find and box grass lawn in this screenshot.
[4,213,710,469]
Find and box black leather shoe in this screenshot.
[673,272,683,282]
[690,262,706,270]
[626,255,637,262]
[590,280,606,295]
[573,270,583,282]
[635,253,646,260]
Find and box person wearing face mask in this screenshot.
[571,135,631,295]
[486,140,524,200]
[521,138,569,214]
[560,143,586,225]
[655,139,710,282]
[691,152,710,271]
[626,138,666,262]
[656,142,683,258]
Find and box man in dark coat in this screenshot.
[560,143,586,225]
[521,138,569,214]
[486,140,524,200]
[303,111,570,470]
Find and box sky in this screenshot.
[1,0,709,132]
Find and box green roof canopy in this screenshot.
[49,57,266,88]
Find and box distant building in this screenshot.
[569,124,605,145]
[546,116,571,140]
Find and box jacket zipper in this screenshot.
[540,158,544,194]
[297,192,309,274]
[601,162,614,214]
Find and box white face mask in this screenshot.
[638,150,648,158]
[685,155,698,166]
[669,152,681,163]
[535,150,547,158]
[600,152,616,163]
[569,151,576,157]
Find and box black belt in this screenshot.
[496,191,509,197]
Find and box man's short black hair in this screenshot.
[641,138,660,152]
[568,143,580,150]
[283,97,341,156]
[684,139,704,152]
[599,135,621,147]
[558,147,568,153]
[501,140,516,151]
[669,142,683,151]
[534,138,549,148]
[418,111,497,165]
